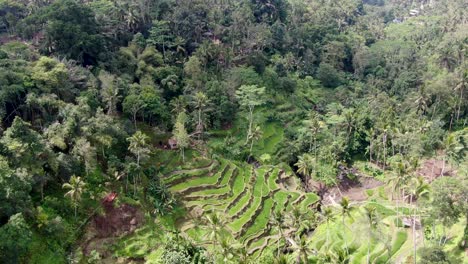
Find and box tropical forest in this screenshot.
[0,0,466,263]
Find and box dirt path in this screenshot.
[319,176,384,205]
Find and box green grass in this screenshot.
[228,172,270,232]
[164,167,213,186]
[375,230,407,263]
[228,195,262,233]
[226,190,251,215]
[169,165,227,192]
[272,191,289,212]
[248,236,267,250]
[299,193,319,209]
[351,241,378,264]
[29,232,67,264]
[267,168,280,190]
[241,199,275,241]
[113,224,162,258]
[186,166,236,197]
[185,164,248,210]
[253,122,284,156]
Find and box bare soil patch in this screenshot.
[81,196,144,259]
[309,172,384,206]
[416,159,454,182]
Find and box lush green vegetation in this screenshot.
[0,0,466,263]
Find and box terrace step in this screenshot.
[163,159,217,179]
[247,235,279,255]
[238,198,276,238]
[164,160,221,186]
[173,164,231,195]
[225,166,257,214]
[183,168,240,201]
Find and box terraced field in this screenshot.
[162,158,319,255]
[309,204,414,263]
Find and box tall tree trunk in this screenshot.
[198,109,202,140]
[343,216,349,256]
[441,155,446,176]
[133,112,137,129]
[250,139,254,155]
[383,132,387,170]
[462,212,468,249]
[411,195,417,264]
[367,229,371,264]
[246,106,253,144]
[457,84,463,122]
[314,136,318,163]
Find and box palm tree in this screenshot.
[170,95,188,116]
[273,254,289,264]
[269,209,287,257]
[322,207,335,248]
[304,111,324,158]
[127,131,150,167]
[363,204,378,264]
[203,212,226,250]
[127,131,150,195]
[339,197,353,255]
[248,125,263,155]
[366,128,375,162]
[286,205,306,233]
[63,175,86,218]
[405,176,430,264]
[295,154,315,191]
[291,234,314,264]
[191,91,210,140]
[387,160,409,219]
[219,236,241,263]
[237,247,250,264]
[441,134,457,176]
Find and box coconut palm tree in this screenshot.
[273,254,289,264]
[363,204,379,264]
[339,197,354,255]
[387,160,410,219]
[441,134,458,176]
[291,234,314,264]
[191,91,210,140]
[127,131,150,167]
[303,111,324,157]
[286,205,306,233]
[295,154,315,190]
[63,175,86,218]
[322,207,335,248]
[219,236,241,263]
[127,131,150,195]
[203,212,226,250]
[170,95,188,116]
[366,128,375,162]
[269,209,287,257]
[405,176,430,264]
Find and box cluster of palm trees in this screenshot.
[196,197,359,263]
[386,157,431,264]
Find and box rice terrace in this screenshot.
[0,0,466,263]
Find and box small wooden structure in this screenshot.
[402,217,421,229]
[409,9,420,16]
[168,138,178,149]
[103,192,118,203]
